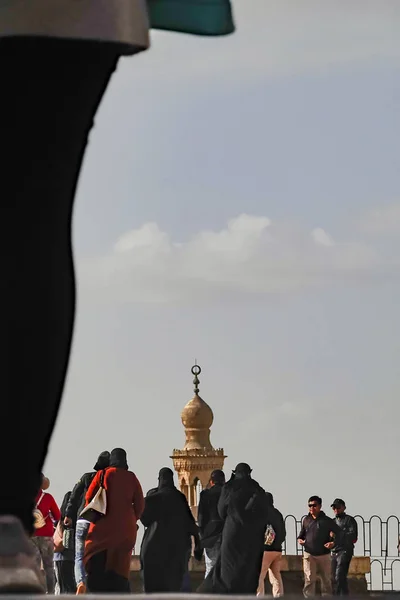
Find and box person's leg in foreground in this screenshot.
[57,561,77,594]
[332,550,352,595]
[303,552,317,598]
[257,551,273,596]
[34,537,55,594]
[1,36,119,592]
[75,520,90,593]
[317,554,333,596]
[268,552,284,597]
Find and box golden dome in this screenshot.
[181,393,214,430]
[180,365,214,450]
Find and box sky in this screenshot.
[45,0,400,539]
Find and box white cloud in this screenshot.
[114,223,170,253]
[79,214,386,304]
[312,228,335,247]
[359,203,400,235]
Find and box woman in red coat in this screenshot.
[83,448,144,592]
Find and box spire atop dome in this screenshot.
[171,362,226,513]
[192,362,200,395]
[180,364,214,449]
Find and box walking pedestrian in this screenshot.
[64,451,110,594]
[32,475,61,594]
[257,492,286,597]
[83,448,144,593]
[140,467,200,593]
[298,496,343,597]
[0,2,233,591]
[198,469,226,577]
[54,492,76,594]
[331,499,358,595]
[199,463,269,595]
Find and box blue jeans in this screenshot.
[75,520,90,585]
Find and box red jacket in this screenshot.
[83,467,144,579]
[33,492,60,537]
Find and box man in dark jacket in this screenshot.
[257,492,286,597]
[64,451,110,594]
[331,498,358,595]
[298,495,343,598]
[197,469,226,577]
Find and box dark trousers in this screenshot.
[87,551,131,593]
[1,36,119,532]
[332,550,353,595]
[55,561,77,594]
[180,549,192,592]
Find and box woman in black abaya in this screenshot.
[140,468,200,593]
[198,463,269,595]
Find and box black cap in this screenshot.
[331,498,345,508]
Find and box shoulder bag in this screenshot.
[33,492,47,530]
[79,470,107,523]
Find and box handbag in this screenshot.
[265,524,277,546]
[63,528,75,551]
[33,493,47,530]
[79,470,107,523]
[148,0,235,36]
[53,522,64,552]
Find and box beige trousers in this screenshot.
[257,551,284,597]
[303,552,332,597]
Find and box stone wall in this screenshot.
[129,555,370,594]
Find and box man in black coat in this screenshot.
[331,498,358,595]
[198,469,226,577]
[63,451,110,594]
[298,495,343,598]
[257,492,286,597]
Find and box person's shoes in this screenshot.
[76,582,87,594]
[0,515,44,593]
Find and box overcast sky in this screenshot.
[45,0,400,543]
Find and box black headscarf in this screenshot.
[265,492,274,506]
[109,448,128,470]
[93,451,110,471]
[158,467,175,490]
[233,462,252,478]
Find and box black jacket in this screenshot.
[298,511,343,556]
[264,506,286,552]
[65,472,96,522]
[198,484,224,549]
[333,513,358,552]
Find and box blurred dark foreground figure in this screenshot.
[0,1,234,593]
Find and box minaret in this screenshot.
[171,364,226,518]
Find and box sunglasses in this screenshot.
[308,503,319,508]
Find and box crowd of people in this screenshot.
[31,452,358,596]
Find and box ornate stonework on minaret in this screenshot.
[171,364,226,517]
